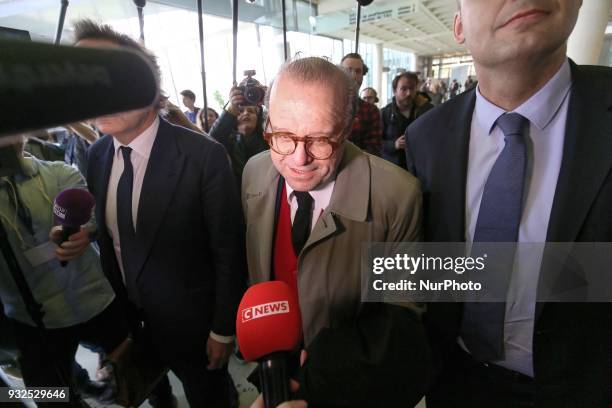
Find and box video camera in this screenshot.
[238,70,266,106]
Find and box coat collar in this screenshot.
[326,142,370,222]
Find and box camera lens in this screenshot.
[244,86,264,105]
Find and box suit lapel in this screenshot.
[306,143,367,250]
[132,119,185,280]
[440,91,475,242]
[90,137,128,296]
[546,62,612,242]
[94,137,115,231]
[536,63,612,319]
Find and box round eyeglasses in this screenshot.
[263,117,343,160]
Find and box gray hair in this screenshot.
[266,57,356,133]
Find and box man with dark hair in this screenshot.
[71,19,162,95]
[406,0,612,406]
[72,20,247,407]
[180,90,200,124]
[381,72,433,169]
[340,53,382,156]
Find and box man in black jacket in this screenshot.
[74,20,246,407]
[405,0,612,406]
[381,72,433,169]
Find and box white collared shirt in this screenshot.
[105,117,159,280]
[285,180,335,231]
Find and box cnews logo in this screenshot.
[241,301,290,323]
[53,204,67,220]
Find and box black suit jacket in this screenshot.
[405,62,612,406]
[87,118,246,361]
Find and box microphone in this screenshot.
[236,281,302,408]
[53,188,95,266]
[0,39,159,139]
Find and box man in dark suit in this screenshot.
[405,1,612,406]
[73,20,246,407]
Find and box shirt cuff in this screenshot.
[209,331,235,344]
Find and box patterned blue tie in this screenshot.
[461,112,528,362]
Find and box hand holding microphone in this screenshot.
[236,281,303,408]
[50,188,95,266]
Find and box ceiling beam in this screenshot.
[416,0,451,32]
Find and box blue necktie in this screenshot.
[117,146,136,279]
[461,112,528,362]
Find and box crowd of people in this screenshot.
[1,0,611,407]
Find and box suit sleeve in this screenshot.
[404,124,417,177]
[200,141,247,336]
[295,178,431,407]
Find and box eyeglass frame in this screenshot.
[263,116,347,160]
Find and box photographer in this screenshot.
[209,81,268,189]
[0,137,129,405]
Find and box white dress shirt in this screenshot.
[285,180,335,231]
[105,117,159,279]
[464,59,572,376]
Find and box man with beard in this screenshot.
[381,72,433,169]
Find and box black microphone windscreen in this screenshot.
[0,39,159,138]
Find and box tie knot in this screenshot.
[496,113,528,138]
[294,191,313,208]
[120,146,132,161]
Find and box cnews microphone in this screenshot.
[0,39,158,138]
[53,188,95,267]
[236,281,302,408]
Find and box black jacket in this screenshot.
[405,62,612,407]
[381,95,433,169]
[87,117,247,361]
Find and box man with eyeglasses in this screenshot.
[242,57,432,406]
